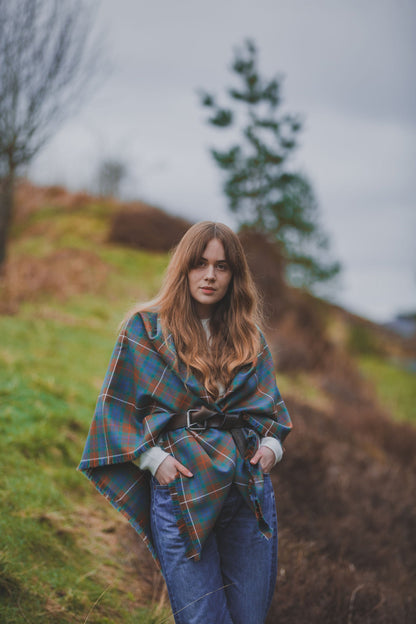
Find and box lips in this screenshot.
[201,287,216,293]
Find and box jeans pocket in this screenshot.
[151,474,177,489]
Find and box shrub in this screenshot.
[108,203,192,252]
[348,323,382,356]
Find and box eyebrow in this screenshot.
[200,256,228,263]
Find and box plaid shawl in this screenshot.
[78,311,292,565]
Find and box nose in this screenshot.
[204,264,215,280]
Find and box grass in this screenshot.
[0,307,174,623]
[357,355,416,423]
[275,370,332,413]
[0,200,173,622]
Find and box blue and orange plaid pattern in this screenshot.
[78,311,292,564]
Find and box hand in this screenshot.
[250,446,275,474]
[155,455,193,485]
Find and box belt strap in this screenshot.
[165,406,246,432]
[164,406,248,456]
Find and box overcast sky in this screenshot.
[30,0,416,323]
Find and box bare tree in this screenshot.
[0,0,104,268]
[96,158,128,199]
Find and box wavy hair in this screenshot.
[123,222,261,399]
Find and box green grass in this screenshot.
[0,206,173,622]
[0,309,173,623]
[358,356,416,423]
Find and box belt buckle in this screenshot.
[186,409,207,432]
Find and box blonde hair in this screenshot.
[123,221,261,399]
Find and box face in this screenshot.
[188,238,232,318]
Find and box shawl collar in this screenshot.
[142,310,219,405]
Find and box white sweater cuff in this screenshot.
[260,437,283,465]
[133,446,169,476]
[134,438,282,474]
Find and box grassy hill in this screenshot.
[1,181,415,623]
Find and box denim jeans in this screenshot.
[150,474,278,624]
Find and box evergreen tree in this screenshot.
[199,39,340,289]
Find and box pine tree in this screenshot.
[199,39,340,289]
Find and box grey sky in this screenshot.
[30,0,416,322]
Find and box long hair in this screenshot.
[123,222,261,399]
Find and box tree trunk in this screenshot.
[0,169,15,272]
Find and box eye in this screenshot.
[217,262,228,271]
[195,258,206,268]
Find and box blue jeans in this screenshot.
[150,474,278,624]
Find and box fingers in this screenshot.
[250,447,275,473]
[154,456,193,485]
[154,456,176,485]
[174,459,193,478]
[250,449,262,465]
[260,457,273,473]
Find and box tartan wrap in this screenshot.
[78,311,292,564]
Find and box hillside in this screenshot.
[1,181,415,623]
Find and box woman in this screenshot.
[79,222,292,624]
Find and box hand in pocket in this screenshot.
[155,455,193,485]
[250,446,275,474]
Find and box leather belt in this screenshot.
[164,406,248,456]
[165,406,247,432]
